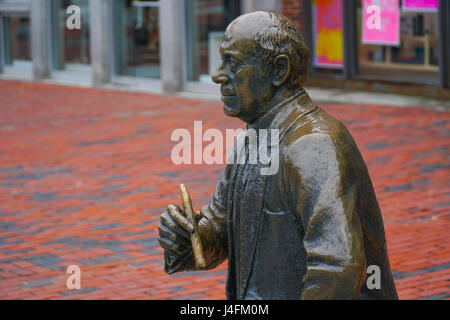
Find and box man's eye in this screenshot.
[229,58,240,71]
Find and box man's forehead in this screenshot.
[220,26,255,54]
[220,37,242,51]
[223,21,257,43]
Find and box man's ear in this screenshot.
[272,55,291,87]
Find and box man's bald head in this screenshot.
[224,11,276,42]
[224,11,310,88]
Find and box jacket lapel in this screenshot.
[238,90,317,298]
[239,164,268,298]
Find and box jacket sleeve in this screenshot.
[282,133,366,299]
[164,165,229,274]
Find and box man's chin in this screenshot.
[223,104,240,117]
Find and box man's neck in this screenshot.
[248,87,305,130]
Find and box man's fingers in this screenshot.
[157,237,187,255]
[158,223,190,243]
[168,205,195,233]
[160,210,177,229]
[160,210,191,239]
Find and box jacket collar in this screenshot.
[247,88,306,131]
[269,89,317,141]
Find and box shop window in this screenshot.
[357,0,440,85]
[2,15,31,67]
[51,0,91,73]
[185,0,240,83]
[112,0,160,79]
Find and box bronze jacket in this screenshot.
[164,89,398,300]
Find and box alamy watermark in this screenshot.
[170,121,279,176]
[66,5,81,30]
[366,265,381,290]
[66,265,81,290]
[366,4,382,30]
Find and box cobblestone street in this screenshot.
[0,80,448,300]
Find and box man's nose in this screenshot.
[211,64,229,84]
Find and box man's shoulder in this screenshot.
[279,102,361,169]
[281,104,349,148]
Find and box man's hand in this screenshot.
[158,204,202,256]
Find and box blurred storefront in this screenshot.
[0,0,448,97]
[297,0,449,93]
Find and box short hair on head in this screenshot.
[251,11,310,88]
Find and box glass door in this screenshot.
[0,0,32,78]
[112,0,161,79]
[50,0,91,80]
[185,0,240,85]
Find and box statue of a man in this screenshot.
[158,11,398,300]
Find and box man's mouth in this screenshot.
[221,87,235,98]
[221,92,236,97]
[221,95,236,104]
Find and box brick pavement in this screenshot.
[0,80,448,300]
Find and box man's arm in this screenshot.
[159,166,229,274]
[283,133,366,299]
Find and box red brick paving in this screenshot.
[0,80,449,300]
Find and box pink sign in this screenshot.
[402,0,438,12]
[312,0,343,68]
[362,0,400,46]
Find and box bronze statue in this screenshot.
[158,11,398,300]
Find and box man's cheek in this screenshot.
[238,76,254,105]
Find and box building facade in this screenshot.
[0,0,448,97]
